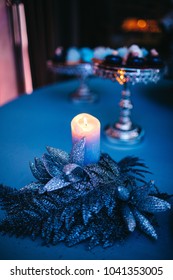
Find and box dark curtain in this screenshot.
[23,0,77,88]
[22,0,109,89]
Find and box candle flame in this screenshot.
[84,117,88,126]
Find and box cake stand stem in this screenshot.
[70,74,97,103]
[104,82,144,145]
[116,82,133,131]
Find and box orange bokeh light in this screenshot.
[121,18,161,33]
[115,69,128,85]
[137,19,147,29]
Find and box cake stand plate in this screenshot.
[47,61,97,103]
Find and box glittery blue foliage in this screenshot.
[0,138,171,248]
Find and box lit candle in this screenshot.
[71,113,100,165]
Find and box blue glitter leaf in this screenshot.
[66,225,85,246]
[61,204,80,229]
[46,146,69,168]
[69,137,85,166]
[83,190,104,215]
[42,153,62,177]
[133,209,158,239]
[103,193,116,216]
[72,181,91,191]
[100,153,120,176]
[122,205,136,232]
[66,225,94,246]
[39,175,70,193]
[52,216,64,245]
[40,197,58,211]
[102,239,114,248]
[41,216,53,243]
[29,162,48,183]
[137,196,171,213]
[23,209,40,218]
[32,198,50,214]
[116,186,130,201]
[85,164,116,187]
[65,216,75,230]
[20,182,44,191]
[82,203,92,225]
[88,235,100,249]
[34,158,51,179]
[86,171,101,187]
[63,163,85,183]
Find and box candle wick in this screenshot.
[84,117,88,127]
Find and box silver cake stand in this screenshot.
[94,62,161,145]
[47,61,97,103]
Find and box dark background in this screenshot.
[16,0,173,89]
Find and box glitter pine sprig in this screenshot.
[0,138,171,248]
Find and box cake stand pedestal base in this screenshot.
[104,124,144,145]
[70,83,97,103]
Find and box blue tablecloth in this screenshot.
[0,77,173,260]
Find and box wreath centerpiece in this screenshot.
[0,137,171,249]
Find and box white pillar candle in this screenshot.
[71,113,100,165]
